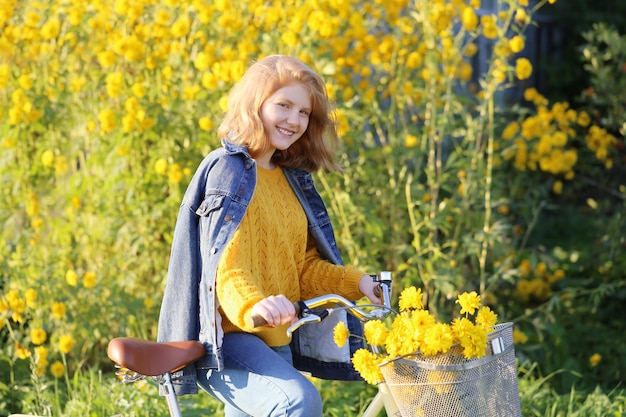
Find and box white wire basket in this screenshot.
[379,322,522,417]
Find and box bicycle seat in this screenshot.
[107,337,205,376]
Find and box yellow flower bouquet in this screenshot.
[335,287,522,417]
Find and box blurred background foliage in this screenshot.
[0,0,624,415]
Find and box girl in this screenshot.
[157,55,380,417]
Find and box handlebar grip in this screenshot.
[373,284,381,298]
[250,301,303,328]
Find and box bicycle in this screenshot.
[106,271,401,417]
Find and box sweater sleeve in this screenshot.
[299,234,366,301]
[215,228,265,332]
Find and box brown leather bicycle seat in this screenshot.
[107,337,205,376]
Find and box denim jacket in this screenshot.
[157,139,364,395]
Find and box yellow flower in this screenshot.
[30,328,47,345]
[399,286,423,311]
[515,58,533,80]
[105,72,124,98]
[475,306,498,328]
[502,122,519,140]
[461,7,478,31]
[464,43,478,57]
[154,158,168,175]
[51,302,67,320]
[199,116,213,131]
[41,150,55,167]
[456,291,481,315]
[34,346,49,365]
[333,321,349,347]
[170,14,191,37]
[98,108,117,134]
[513,328,528,344]
[25,191,40,217]
[58,334,76,354]
[351,348,384,385]
[16,344,31,360]
[194,52,213,71]
[404,134,418,148]
[168,163,184,183]
[40,17,61,40]
[25,288,37,307]
[97,50,116,68]
[458,323,488,359]
[363,320,388,346]
[589,353,601,367]
[66,269,78,287]
[421,323,454,356]
[18,74,33,90]
[509,35,525,53]
[83,271,97,288]
[515,8,529,25]
[50,360,66,378]
[55,155,69,176]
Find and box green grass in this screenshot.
[9,365,625,417]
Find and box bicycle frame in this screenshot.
[107,271,400,417]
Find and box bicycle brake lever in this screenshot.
[286,314,322,337]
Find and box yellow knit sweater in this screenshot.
[216,166,365,346]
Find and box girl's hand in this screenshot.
[358,275,382,305]
[250,294,297,328]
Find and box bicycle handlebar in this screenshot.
[251,271,393,337]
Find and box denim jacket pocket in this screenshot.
[196,194,226,217]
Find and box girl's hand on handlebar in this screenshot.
[358,275,381,305]
[250,295,298,328]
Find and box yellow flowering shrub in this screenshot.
[502,88,619,193]
[4,0,622,412]
[338,287,498,385]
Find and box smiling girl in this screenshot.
[157,55,380,417]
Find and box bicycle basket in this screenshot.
[379,322,521,417]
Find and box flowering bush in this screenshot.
[334,287,498,384]
[1,0,623,414]
[501,87,619,195]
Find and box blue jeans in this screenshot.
[197,333,323,417]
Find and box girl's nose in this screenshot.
[286,111,299,125]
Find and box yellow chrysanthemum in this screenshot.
[333,321,349,348]
[421,323,454,356]
[399,286,424,311]
[456,291,481,315]
[475,306,498,328]
[363,320,388,347]
[457,323,488,359]
[351,348,384,385]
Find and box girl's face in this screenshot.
[258,83,311,164]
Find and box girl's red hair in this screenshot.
[217,55,340,172]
